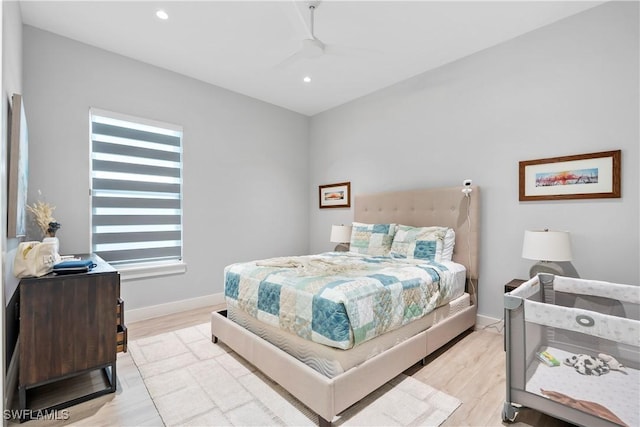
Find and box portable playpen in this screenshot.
[504,274,639,427]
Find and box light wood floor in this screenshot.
[11,305,573,427]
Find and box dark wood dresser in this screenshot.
[18,254,125,420]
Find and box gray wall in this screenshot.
[308,1,639,320]
[16,2,640,321]
[2,1,22,301]
[23,26,310,309]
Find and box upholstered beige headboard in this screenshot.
[354,186,480,284]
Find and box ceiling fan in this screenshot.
[276,1,370,68]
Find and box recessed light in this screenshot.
[156,10,169,20]
[303,76,312,83]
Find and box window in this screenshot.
[90,109,183,269]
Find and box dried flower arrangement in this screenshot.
[26,200,61,238]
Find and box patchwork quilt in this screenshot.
[224,252,458,349]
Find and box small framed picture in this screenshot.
[319,182,351,209]
[519,150,621,201]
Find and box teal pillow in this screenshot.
[390,225,450,262]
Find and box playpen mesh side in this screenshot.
[527,276,640,359]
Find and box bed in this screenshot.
[503,274,640,427]
[211,185,480,426]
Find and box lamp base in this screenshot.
[334,243,349,252]
[529,261,579,278]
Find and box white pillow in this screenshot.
[441,228,456,261]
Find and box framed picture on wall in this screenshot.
[7,93,29,238]
[519,150,621,201]
[319,182,351,209]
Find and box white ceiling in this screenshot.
[19,1,605,116]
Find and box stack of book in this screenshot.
[53,258,97,274]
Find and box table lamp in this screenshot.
[522,229,579,278]
[330,225,352,252]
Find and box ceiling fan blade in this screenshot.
[274,1,337,68]
[274,49,307,69]
[324,43,380,58]
[278,0,313,40]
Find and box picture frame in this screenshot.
[7,93,29,238]
[519,150,621,201]
[319,182,351,209]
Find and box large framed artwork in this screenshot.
[7,93,29,237]
[519,150,621,201]
[319,182,351,209]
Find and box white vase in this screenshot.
[42,237,59,254]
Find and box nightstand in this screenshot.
[504,278,527,293]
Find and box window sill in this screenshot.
[117,261,187,282]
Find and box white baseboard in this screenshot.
[4,339,19,410]
[475,314,504,334]
[126,293,225,323]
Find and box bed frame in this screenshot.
[211,185,480,426]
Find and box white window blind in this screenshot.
[90,109,183,266]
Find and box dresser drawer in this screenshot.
[116,298,124,326]
[117,324,128,353]
[116,298,127,352]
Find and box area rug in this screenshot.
[128,323,461,426]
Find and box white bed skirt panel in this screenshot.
[227,293,471,378]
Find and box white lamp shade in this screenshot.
[522,230,572,262]
[330,225,352,243]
